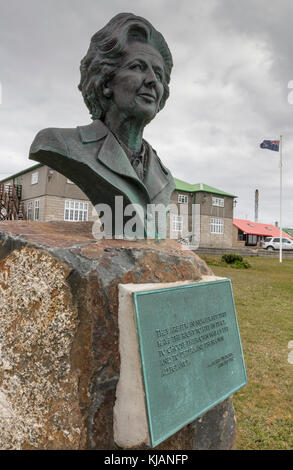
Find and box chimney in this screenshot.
[275,221,278,227]
[255,189,259,222]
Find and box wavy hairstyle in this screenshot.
[78,13,173,120]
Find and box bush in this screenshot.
[221,253,251,269]
[231,259,251,269]
[221,253,243,264]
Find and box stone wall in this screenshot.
[42,195,97,223]
[199,216,233,248]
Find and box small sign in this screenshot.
[133,279,247,448]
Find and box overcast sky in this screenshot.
[1,0,293,226]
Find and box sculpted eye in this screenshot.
[155,71,163,82]
[153,67,164,82]
[130,63,143,71]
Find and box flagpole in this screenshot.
[279,134,283,263]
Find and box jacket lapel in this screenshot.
[143,145,170,202]
[97,132,141,181]
[77,120,170,203]
[78,120,141,180]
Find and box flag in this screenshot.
[260,140,280,151]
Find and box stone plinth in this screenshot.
[0,221,236,450]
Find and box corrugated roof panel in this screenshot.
[233,219,293,239]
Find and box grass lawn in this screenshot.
[200,255,293,450]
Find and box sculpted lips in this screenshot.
[137,91,157,102]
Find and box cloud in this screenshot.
[0,0,292,225]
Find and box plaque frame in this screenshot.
[133,279,247,448]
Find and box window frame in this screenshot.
[27,201,33,220]
[64,200,89,222]
[31,172,39,185]
[210,217,224,234]
[172,214,183,232]
[34,199,40,221]
[212,196,224,207]
[177,194,188,204]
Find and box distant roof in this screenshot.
[0,163,43,184]
[174,178,237,198]
[283,228,293,238]
[233,218,293,239]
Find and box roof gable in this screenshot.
[174,178,236,198]
[0,164,43,184]
[283,228,293,238]
[233,219,293,239]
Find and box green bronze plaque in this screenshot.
[133,279,247,448]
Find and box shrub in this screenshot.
[231,259,251,269]
[221,253,243,264]
[221,253,251,269]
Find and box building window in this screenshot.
[64,200,89,222]
[237,229,244,241]
[178,194,188,204]
[247,234,257,245]
[31,172,39,185]
[27,201,33,220]
[210,218,224,234]
[172,215,183,232]
[212,197,224,207]
[34,200,40,221]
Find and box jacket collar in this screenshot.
[78,119,108,143]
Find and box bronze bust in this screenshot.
[29,13,175,237]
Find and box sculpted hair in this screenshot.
[78,13,173,120]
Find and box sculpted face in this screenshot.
[105,41,165,123]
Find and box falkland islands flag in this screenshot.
[260,140,280,151]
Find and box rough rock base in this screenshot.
[0,221,236,450]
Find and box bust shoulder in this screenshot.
[29,126,80,158]
[29,120,109,160]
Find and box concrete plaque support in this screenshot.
[114,280,247,448]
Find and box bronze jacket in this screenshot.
[29,119,175,237]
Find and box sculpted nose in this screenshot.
[144,68,157,87]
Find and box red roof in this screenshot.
[233,219,293,239]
